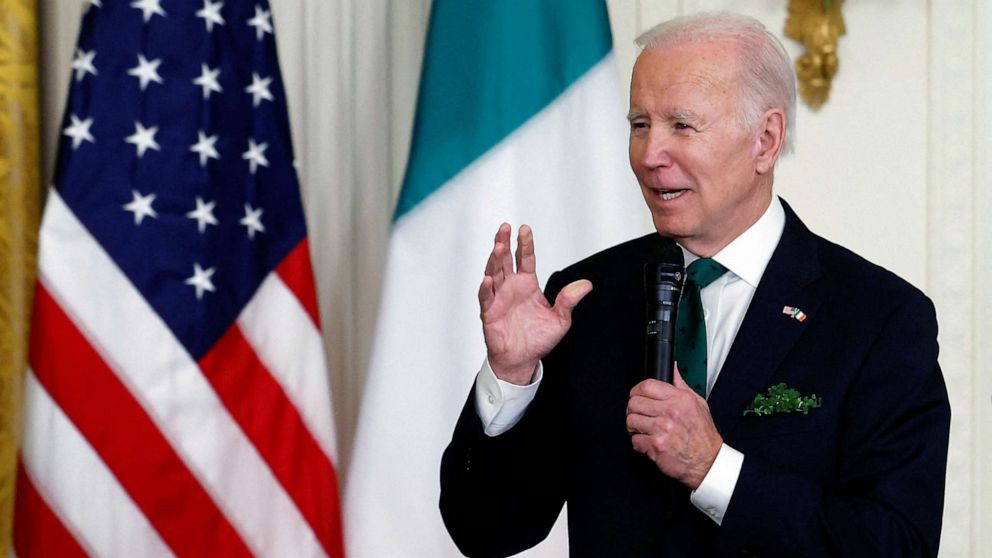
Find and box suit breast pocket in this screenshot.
[731,412,836,474]
[734,411,829,439]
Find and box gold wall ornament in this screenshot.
[785,0,846,110]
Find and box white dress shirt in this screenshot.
[474,196,786,526]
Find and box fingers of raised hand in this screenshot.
[484,224,512,289]
[478,275,495,311]
[498,227,514,282]
[515,225,536,274]
[492,241,510,290]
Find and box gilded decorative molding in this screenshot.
[785,0,845,110]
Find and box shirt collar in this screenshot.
[680,196,785,289]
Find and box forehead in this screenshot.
[629,42,741,110]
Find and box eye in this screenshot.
[674,122,694,131]
[629,120,649,132]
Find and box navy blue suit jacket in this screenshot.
[440,201,950,557]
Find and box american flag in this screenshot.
[14,1,344,556]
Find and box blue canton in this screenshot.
[57,0,307,359]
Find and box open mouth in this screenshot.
[656,189,688,201]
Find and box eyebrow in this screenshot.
[625,109,701,123]
[670,109,700,122]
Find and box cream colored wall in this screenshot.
[39,1,989,555]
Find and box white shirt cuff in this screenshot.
[473,358,542,437]
[689,443,744,525]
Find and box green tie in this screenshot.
[675,258,727,397]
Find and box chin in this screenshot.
[649,214,691,241]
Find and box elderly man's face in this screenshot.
[628,41,773,255]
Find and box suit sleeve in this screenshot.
[439,272,569,558]
[719,292,950,557]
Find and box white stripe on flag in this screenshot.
[237,272,337,461]
[37,191,328,558]
[21,370,175,558]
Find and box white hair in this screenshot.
[635,12,797,156]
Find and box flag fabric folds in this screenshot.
[0,0,41,552]
[345,1,650,556]
[14,2,344,557]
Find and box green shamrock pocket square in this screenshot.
[744,383,822,416]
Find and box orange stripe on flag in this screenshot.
[29,285,254,558]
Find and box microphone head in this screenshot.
[647,235,684,267]
[644,236,684,287]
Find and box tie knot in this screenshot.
[686,258,727,288]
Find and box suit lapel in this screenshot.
[707,201,822,437]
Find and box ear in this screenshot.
[753,109,786,175]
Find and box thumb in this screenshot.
[553,279,593,321]
[673,363,690,390]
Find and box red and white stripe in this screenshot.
[15,191,345,557]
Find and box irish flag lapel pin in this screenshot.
[782,305,808,322]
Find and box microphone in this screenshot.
[644,238,684,383]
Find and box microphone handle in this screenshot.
[646,336,674,383]
[644,263,682,383]
[645,303,676,383]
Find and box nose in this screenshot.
[632,128,673,170]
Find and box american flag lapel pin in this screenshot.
[782,305,808,322]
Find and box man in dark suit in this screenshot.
[440,12,950,557]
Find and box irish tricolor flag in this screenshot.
[344,1,650,556]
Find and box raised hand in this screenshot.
[479,223,592,385]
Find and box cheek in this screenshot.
[628,137,643,167]
[700,141,750,178]
[668,150,705,182]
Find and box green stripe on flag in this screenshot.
[394,0,613,220]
